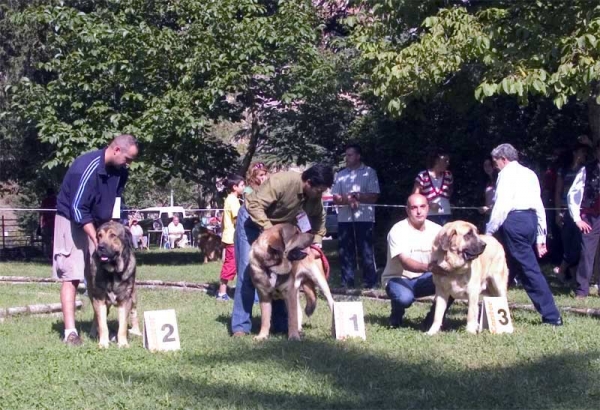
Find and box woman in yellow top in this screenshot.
[217,175,245,301]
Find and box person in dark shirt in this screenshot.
[53,134,138,346]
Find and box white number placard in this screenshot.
[333,302,366,340]
[479,296,514,334]
[143,309,181,351]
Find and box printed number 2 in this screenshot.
[497,309,509,325]
[161,323,176,342]
[349,314,359,332]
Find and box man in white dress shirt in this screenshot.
[567,140,600,298]
[486,143,562,326]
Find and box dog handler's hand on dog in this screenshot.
[83,223,98,249]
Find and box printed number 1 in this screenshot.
[349,314,359,332]
[161,323,176,342]
[497,309,509,325]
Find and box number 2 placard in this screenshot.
[333,302,366,340]
[143,309,181,351]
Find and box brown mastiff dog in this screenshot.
[249,223,335,340]
[87,221,141,348]
[427,221,508,335]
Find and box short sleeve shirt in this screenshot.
[381,219,442,286]
[331,164,380,222]
[221,193,241,244]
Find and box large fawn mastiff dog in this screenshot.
[427,221,509,335]
[249,223,335,340]
[86,221,141,348]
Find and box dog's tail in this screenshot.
[302,281,318,316]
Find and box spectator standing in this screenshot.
[244,162,269,197]
[39,188,57,259]
[216,174,245,301]
[554,144,588,281]
[567,139,600,299]
[486,143,562,326]
[413,150,453,226]
[53,134,138,345]
[231,164,333,337]
[332,144,380,289]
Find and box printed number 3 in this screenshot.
[161,323,176,342]
[349,314,359,332]
[497,309,509,325]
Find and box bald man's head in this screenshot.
[406,193,429,228]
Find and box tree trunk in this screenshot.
[588,81,600,144]
[238,110,261,177]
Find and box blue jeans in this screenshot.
[385,272,436,326]
[338,222,377,288]
[230,207,288,334]
[502,211,561,323]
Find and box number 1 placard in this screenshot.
[333,302,366,340]
[143,309,181,351]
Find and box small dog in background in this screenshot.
[249,223,335,340]
[87,221,141,348]
[196,227,223,263]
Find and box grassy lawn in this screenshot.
[1,248,600,409]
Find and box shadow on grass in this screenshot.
[135,250,210,266]
[105,340,600,409]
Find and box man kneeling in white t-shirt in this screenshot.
[382,193,451,328]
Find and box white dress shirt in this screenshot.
[486,161,547,243]
[567,166,586,223]
[332,164,380,223]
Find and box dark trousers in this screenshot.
[231,206,287,334]
[561,212,582,268]
[338,221,377,288]
[501,211,561,323]
[575,215,600,297]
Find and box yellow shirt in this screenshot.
[245,171,326,243]
[221,193,241,245]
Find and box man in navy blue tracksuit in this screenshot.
[53,134,138,345]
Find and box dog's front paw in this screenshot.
[426,328,440,336]
[253,334,268,341]
[98,340,109,349]
[288,333,301,341]
[118,341,130,348]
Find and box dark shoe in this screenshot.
[543,317,563,327]
[232,331,248,337]
[64,332,83,346]
[389,316,402,329]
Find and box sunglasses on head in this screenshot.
[253,162,265,169]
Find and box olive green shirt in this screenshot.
[245,171,326,243]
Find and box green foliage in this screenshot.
[354,0,600,116]
[3,0,330,189]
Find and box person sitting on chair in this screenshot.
[168,216,186,248]
[129,219,147,250]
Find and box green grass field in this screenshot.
[1,247,600,409]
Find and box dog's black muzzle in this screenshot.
[96,244,119,263]
[463,241,486,261]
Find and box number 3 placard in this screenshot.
[143,309,181,351]
[333,302,366,340]
[479,296,514,334]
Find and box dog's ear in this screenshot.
[434,226,456,252]
[122,225,134,250]
[284,232,314,261]
[267,234,285,255]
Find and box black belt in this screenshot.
[509,209,535,214]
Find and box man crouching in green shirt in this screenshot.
[230,164,334,337]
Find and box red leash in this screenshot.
[309,245,330,280]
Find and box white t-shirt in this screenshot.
[168,222,184,235]
[381,219,442,286]
[130,224,143,237]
